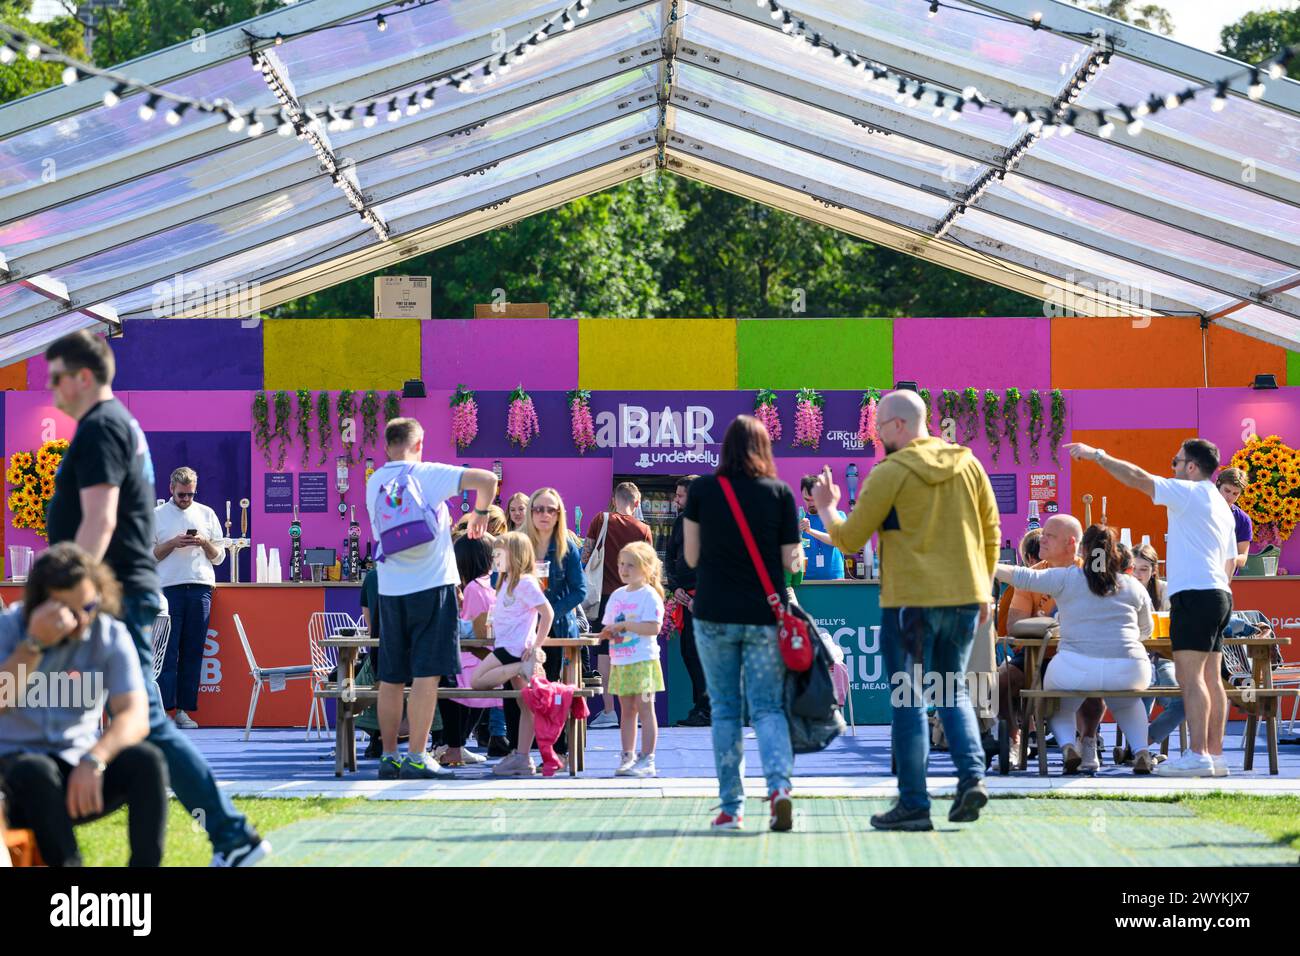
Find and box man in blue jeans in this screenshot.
[43,330,269,866]
[816,389,1000,831]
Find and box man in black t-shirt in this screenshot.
[43,331,269,867]
[666,475,709,726]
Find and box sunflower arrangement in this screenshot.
[1229,434,1300,545]
[6,439,68,538]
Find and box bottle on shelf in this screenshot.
[844,551,856,579]
[854,548,867,580]
[872,547,880,580]
[1026,500,1041,534]
[362,541,374,574]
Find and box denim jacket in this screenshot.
[544,532,588,637]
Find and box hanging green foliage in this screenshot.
[1027,389,1044,462]
[960,387,980,444]
[272,391,292,472]
[939,389,959,441]
[361,390,380,449]
[1004,387,1021,465]
[1050,389,1067,462]
[384,392,402,424]
[295,390,312,466]
[918,388,932,431]
[983,389,1001,463]
[317,391,332,465]
[252,392,273,466]
[337,389,357,465]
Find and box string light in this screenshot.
[0,42,15,65]
[376,13,387,32]
[1212,80,1229,112]
[102,82,126,108]
[137,93,159,121]
[61,65,78,85]
[1248,68,1265,100]
[164,101,189,125]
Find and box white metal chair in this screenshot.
[307,611,358,740]
[150,613,171,682]
[232,613,314,741]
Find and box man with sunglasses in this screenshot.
[43,330,270,866]
[153,467,226,730]
[1065,438,1236,778]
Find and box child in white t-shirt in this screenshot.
[471,532,554,777]
[600,542,666,779]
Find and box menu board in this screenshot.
[298,472,329,513]
[264,473,293,514]
[1029,473,1058,502]
[989,473,1017,514]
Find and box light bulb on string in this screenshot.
[387,97,401,122]
[1120,106,1142,136]
[928,0,939,16]
[25,42,41,60]
[768,0,782,19]
[274,32,283,46]
[278,109,295,135]
[137,93,160,121]
[576,0,590,18]
[406,91,420,114]
[1096,110,1114,138]
[1212,80,1228,112]
[0,43,16,66]
[61,66,78,85]
[363,103,378,127]
[164,102,189,125]
[226,110,246,133]
[1248,69,1265,100]
[247,117,265,137]
[561,11,575,30]
[420,88,434,109]
[376,13,387,31]
[781,13,794,32]
[102,82,127,108]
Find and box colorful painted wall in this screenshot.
[2,316,1297,577]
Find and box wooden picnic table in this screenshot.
[321,632,600,778]
[1001,632,1292,774]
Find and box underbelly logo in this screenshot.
[199,629,222,694]
[50,887,151,936]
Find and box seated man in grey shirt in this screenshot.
[0,543,168,867]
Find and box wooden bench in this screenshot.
[1020,687,1299,776]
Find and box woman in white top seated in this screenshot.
[995,525,1156,775]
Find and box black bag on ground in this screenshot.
[784,605,847,754]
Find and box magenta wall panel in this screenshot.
[1069,388,1199,432]
[422,320,579,391]
[893,317,1052,391]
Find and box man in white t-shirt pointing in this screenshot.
[1065,438,1236,778]
[365,418,498,781]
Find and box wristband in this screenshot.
[80,753,107,774]
[473,508,489,516]
[20,634,45,655]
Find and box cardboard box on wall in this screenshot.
[472,302,550,319]
[374,276,431,319]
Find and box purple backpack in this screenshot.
[373,465,443,562]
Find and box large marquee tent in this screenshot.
[1,0,1298,365]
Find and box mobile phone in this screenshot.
[186,528,197,536]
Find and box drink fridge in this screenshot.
[613,474,680,562]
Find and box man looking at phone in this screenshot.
[153,467,225,729]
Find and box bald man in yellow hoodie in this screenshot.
[813,388,1000,832]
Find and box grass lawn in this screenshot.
[68,792,1300,866]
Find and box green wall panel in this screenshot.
[737,318,893,390]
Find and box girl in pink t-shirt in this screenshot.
[471,532,554,777]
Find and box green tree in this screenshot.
[1074,0,1175,35]
[1220,8,1300,79]
[0,2,87,105]
[84,0,283,66]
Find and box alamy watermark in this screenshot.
[0,665,104,710]
[151,272,262,327]
[889,664,997,715]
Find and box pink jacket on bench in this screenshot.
[522,677,590,775]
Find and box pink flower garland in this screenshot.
[568,389,597,454]
[449,384,478,450]
[507,385,540,450]
[753,388,782,442]
[857,390,880,452]
[793,388,824,450]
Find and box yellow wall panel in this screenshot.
[578,319,736,390]
[263,319,421,390]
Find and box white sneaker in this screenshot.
[1211,754,1230,778]
[589,710,619,729]
[175,710,198,729]
[1080,736,1100,774]
[459,748,487,765]
[1154,751,1215,777]
[628,754,657,778]
[615,751,638,776]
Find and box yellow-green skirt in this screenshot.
[608,659,665,697]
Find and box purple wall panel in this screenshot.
[1069,388,1198,432]
[110,320,263,391]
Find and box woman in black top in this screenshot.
[683,415,801,833]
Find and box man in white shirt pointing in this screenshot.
[152,467,225,730]
[1065,438,1236,778]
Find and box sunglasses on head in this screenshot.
[532,505,559,515]
[1172,457,1186,468]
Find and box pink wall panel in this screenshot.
[421,320,579,391]
[1069,388,1199,432]
[892,318,1052,391]
[1197,387,1300,572]
[121,391,254,431]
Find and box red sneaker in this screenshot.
[711,810,744,831]
[769,788,793,832]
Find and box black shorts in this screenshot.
[493,648,522,666]
[377,584,461,684]
[1169,588,1232,654]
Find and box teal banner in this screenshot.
[793,583,891,725]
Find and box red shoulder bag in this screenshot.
[717,476,813,672]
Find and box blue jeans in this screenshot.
[881,605,985,811]
[489,706,506,738]
[159,584,213,713]
[1144,657,1179,718]
[122,591,255,854]
[694,619,793,816]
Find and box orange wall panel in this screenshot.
[1069,428,1190,557]
[1051,318,1285,390]
[0,360,27,391]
